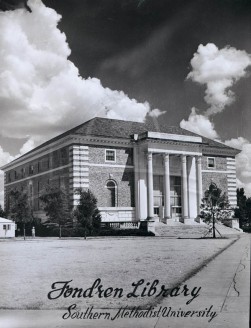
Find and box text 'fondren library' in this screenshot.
[1,117,240,224]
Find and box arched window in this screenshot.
[106,180,117,207]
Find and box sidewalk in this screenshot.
[0,234,250,328]
[155,233,250,328]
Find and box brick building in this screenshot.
[1,117,240,224]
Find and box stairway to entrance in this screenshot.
[155,221,243,238]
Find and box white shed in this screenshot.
[0,218,15,238]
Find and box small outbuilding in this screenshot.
[0,218,15,238]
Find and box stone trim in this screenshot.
[69,145,89,205]
[88,163,134,168]
[227,157,237,206]
[202,170,228,173]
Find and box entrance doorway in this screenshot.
[170,176,182,218]
[153,175,163,217]
[153,175,182,218]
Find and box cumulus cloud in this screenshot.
[180,107,219,139]
[0,146,16,207]
[181,44,251,140]
[187,43,251,116]
[0,0,165,207]
[181,43,251,195]
[148,108,165,118]
[0,0,159,146]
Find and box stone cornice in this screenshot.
[1,134,133,171]
[71,135,133,147]
[202,146,240,157]
[137,138,204,148]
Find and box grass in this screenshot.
[0,236,234,310]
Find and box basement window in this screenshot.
[207,157,215,169]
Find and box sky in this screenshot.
[0,0,251,205]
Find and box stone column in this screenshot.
[163,153,171,220]
[147,152,154,219]
[133,145,139,220]
[181,155,189,219]
[196,156,203,215]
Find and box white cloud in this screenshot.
[225,136,249,150]
[181,43,251,197]
[188,43,251,115]
[0,0,165,208]
[0,146,15,207]
[180,107,219,139]
[148,108,165,118]
[0,137,36,207]
[0,0,159,145]
[19,139,35,155]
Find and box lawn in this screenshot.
[0,236,235,310]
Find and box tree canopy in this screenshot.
[200,183,233,237]
[8,190,33,239]
[74,189,101,238]
[0,204,6,218]
[235,188,251,228]
[39,185,71,238]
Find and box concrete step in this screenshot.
[155,222,243,238]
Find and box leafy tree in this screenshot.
[74,189,101,239]
[9,190,33,240]
[200,183,233,238]
[235,188,247,227]
[0,204,6,217]
[246,198,251,225]
[39,185,71,238]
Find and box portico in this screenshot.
[145,152,203,223]
[134,130,204,223]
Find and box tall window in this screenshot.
[21,168,26,178]
[29,165,34,175]
[106,180,117,207]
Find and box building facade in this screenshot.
[1,117,240,224]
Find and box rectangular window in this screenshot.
[7,224,11,230]
[29,165,34,175]
[3,224,6,230]
[21,168,26,178]
[207,157,215,168]
[14,171,18,179]
[105,149,116,162]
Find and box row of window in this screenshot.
[105,152,216,169]
[7,149,69,183]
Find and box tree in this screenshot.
[74,189,101,239]
[200,183,233,238]
[0,204,6,218]
[39,185,71,238]
[9,190,33,240]
[246,198,251,226]
[235,188,247,227]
